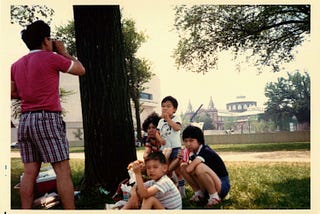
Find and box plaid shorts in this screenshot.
[18,111,69,163]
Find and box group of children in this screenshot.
[122,96,230,210]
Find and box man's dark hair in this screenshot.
[142,112,160,132]
[145,152,167,164]
[161,96,178,109]
[182,125,205,145]
[21,20,50,50]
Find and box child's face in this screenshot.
[147,123,157,138]
[183,137,200,153]
[145,159,167,181]
[161,101,176,117]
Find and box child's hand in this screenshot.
[128,160,144,174]
[148,128,157,138]
[127,160,144,169]
[161,112,170,121]
[177,149,184,159]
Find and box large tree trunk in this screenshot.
[73,5,136,193]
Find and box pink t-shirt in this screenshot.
[11,50,72,112]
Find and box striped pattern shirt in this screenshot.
[144,175,182,209]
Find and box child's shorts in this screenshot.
[219,176,230,199]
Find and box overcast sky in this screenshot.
[2,0,319,115]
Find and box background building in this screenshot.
[133,75,161,128]
[183,96,264,134]
[226,95,257,112]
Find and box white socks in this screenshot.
[209,192,220,200]
[195,190,205,198]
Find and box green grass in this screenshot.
[210,162,309,209]
[69,147,86,153]
[11,158,85,209]
[10,142,310,209]
[11,159,310,209]
[66,141,310,154]
[180,162,310,209]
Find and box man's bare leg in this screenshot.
[20,162,41,209]
[51,160,75,209]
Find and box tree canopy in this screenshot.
[174,5,310,73]
[53,20,77,56]
[10,5,54,27]
[122,19,153,97]
[122,18,153,141]
[264,71,310,130]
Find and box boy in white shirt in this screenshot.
[155,96,185,197]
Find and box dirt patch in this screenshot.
[219,151,310,162]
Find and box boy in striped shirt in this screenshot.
[122,152,182,209]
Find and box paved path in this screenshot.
[215,151,310,162]
[11,150,310,162]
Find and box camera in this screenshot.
[52,40,58,52]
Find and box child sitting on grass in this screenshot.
[180,125,230,207]
[122,152,182,209]
[142,112,161,160]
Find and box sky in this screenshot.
[2,0,318,117]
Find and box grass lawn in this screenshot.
[214,161,309,209]
[10,142,311,209]
[11,158,310,209]
[211,142,310,153]
[67,141,310,153]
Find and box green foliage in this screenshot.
[72,128,83,141]
[11,100,21,119]
[53,20,77,56]
[122,19,147,59]
[122,19,154,99]
[264,71,310,128]
[174,5,310,73]
[10,5,54,27]
[53,18,154,110]
[11,88,75,119]
[250,120,276,133]
[122,18,154,140]
[194,112,214,130]
[223,116,237,130]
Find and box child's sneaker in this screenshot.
[178,185,186,198]
[206,197,221,208]
[189,194,204,203]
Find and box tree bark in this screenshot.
[73,5,136,193]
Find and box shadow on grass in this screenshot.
[236,177,310,209]
[258,177,310,209]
